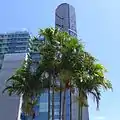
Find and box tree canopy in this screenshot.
[3,27,112,120]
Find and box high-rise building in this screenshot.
[0,31,30,120]
[55,3,89,120]
[55,3,77,37]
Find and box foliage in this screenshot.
[2,59,49,118]
[3,27,113,120]
[31,28,112,120]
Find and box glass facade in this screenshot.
[55,3,77,37]
[0,31,29,54]
[0,31,29,72]
[35,91,49,120]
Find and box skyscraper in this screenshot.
[55,3,89,120]
[55,3,77,37]
[0,31,30,120]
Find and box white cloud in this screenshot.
[94,116,106,120]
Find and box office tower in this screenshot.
[55,3,77,37]
[55,3,89,120]
[0,31,30,120]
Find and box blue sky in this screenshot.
[0,0,119,119]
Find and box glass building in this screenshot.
[0,31,29,53]
[0,31,30,120]
[55,3,77,37]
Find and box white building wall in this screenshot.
[0,53,26,120]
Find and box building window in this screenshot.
[39,103,48,112]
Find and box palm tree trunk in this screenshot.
[62,87,66,120]
[59,81,62,120]
[78,91,80,120]
[31,96,35,120]
[52,77,55,120]
[32,111,35,120]
[48,80,50,120]
[70,88,72,120]
[78,91,83,120]
[80,106,83,120]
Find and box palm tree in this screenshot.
[72,51,113,120]
[32,28,75,120]
[59,81,62,120]
[35,28,60,120]
[38,28,84,120]
[3,59,49,120]
[29,36,52,120]
[58,34,84,120]
[29,27,112,120]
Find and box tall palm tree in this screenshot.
[72,52,113,120]
[39,28,84,120]
[58,34,84,120]
[35,28,60,120]
[3,59,49,120]
[59,81,62,120]
[34,28,75,120]
[29,36,52,120]
[70,80,72,120]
